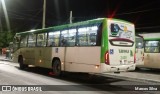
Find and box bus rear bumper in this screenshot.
[101,63,136,73]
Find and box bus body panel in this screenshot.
[144,53,160,68]
[12,49,20,63]
[63,47,101,73]
[12,48,35,65]
[34,47,52,68]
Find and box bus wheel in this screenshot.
[18,56,28,70]
[53,59,61,77]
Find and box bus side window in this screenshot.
[77,27,88,46]
[88,26,98,46]
[61,37,67,46]
[68,29,76,46]
[154,47,158,52]
[20,35,28,47]
[77,26,98,46]
[28,34,36,47]
[145,47,150,52]
[48,31,60,47]
[13,36,21,52]
[37,33,47,47]
[61,30,68,46]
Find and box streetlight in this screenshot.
[1,0,11,32]
[42,0,46,29]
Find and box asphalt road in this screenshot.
[0,60,159,94]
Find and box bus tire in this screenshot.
[135,67,141,71]
[18,56,28,70]
[53,59,61,77]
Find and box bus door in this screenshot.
[35,33,47,67]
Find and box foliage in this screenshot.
[0,31,15,48]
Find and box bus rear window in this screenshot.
[109,38,134,47]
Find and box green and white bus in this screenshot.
[12,18,136,76]
[139,33,160,69]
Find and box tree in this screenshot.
[0,31,15,48]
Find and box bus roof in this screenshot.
[140,33,160,41]
[16,18,133,36]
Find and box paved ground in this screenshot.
[0,60,159,93]
[0,55,160,94]
[1,54,159,85]
[101,69,160,84]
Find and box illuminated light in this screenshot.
[91,26,98,31]
[69,29,76,33]
[30,29,35,31]
[39,59,42,63]
[28,29,36,32]
[107,19,112,23]
[78,27,87,32]
[148,41,159,44]
[49,31,60,35]
[61,30,68,34]
[61,62,64,65]
[95,65,99,69]
[138,43,141,46]
[29,65,35,67]
[105,51,110,65]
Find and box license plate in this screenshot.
[121,60,127,64]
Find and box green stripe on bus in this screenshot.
[144,38,160,41]
[101,19,108,63]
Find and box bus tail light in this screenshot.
[134,53,136,63]
[105,51,110,65]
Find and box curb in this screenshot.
[0,59,13,62]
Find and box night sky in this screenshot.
[1,0,160,33]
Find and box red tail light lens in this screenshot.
[105,51,110,65]
[134,53,136,63]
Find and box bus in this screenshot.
[139,33,160,69]
[135,35,144,67]
[12,18,136,76]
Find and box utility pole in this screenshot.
[1,0,10,32]
[42,0,46,29]
[69,11,72,24]
[0,1,3,32]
